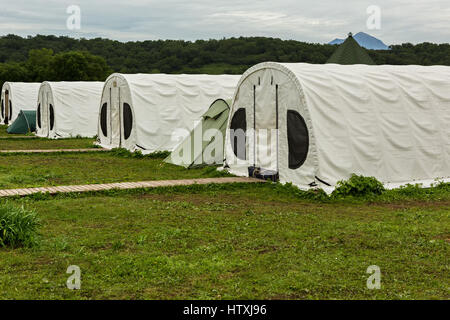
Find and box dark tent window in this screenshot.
[230,108,247,160]
[100,103,108,137]
[287,110,309,169]
[9,101,12,120]
[123,103,133,140]
[37,104,41,128]
[1,100,3,119]
[49,104,55,131]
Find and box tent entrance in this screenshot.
[106,77,133,149]
[249,75,279,180]
[4,90,9,125]
[165,99,231,168]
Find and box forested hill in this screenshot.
[0,35,336,74]
[0,34,449,82]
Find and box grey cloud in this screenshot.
[0,0,448,44]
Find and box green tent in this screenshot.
[327,33,376,65]
[7,110,36,134]
[165,99,231,168]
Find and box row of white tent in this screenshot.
[0,74,239,151]
[1,63,449,191]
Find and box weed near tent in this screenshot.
[0,203,40,248]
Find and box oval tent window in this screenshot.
[37,104,41,128]
[123,103,133,140]
[287,110,309,169]
[9,101,12,120]
[100,103,108,137]
[229,108,247,160]
[49,104,55,131]
[1,100,3,119]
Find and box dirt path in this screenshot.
[0,177,263,197]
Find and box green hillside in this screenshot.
[0,34,449,86]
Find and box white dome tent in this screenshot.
[224,62,450,192]
[97,73,240,153]
[1,82,40,125]
[36,81,104,138]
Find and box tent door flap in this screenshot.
[109,80,121,147]
[253,73,279,172]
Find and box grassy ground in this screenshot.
[0,127,447,300]
[0,137,96,150]
[0,152,228,189]
[0,125,95,150]
[0,183,448,300]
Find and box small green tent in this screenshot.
[7,110,36,134]
[327,33,376,65]
[165,99,231,168]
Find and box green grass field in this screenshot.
[0,152,228,189]
[0,137,97,150]
[0,125,96,150]
[0,183,448,299]
[0,133,448,300]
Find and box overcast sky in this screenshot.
[0,0,449,44]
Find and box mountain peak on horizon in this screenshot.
[329,32,389,50]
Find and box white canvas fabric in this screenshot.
[36,81,104,138]
[97,73,240,153]
[225,62,450,191]
[0,82,40,125]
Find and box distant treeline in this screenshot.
[0,34,449,86]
